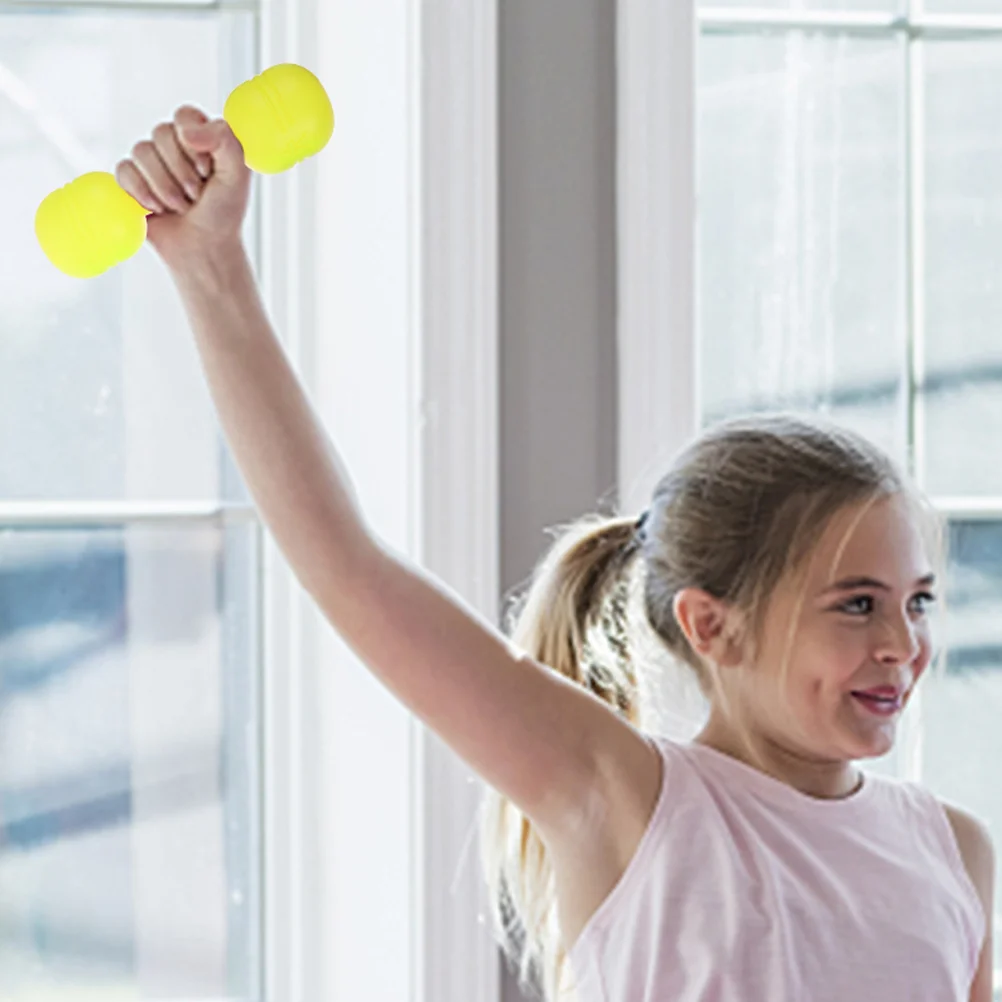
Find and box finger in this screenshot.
[173,105,214,179]
[130,137,190,213]
[114,158,167,214]
[151,120,204,203]
[177,118,245,186]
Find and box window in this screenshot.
[697,2,1002,990]
[0,4,263,998]
[2,4,502,1002]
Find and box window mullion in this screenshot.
[698,8,1002,39]
[0,0,256,12]
[930,498,1002,520]
[902,2,927,784]
[699,9,903,35]
[0,501,258,526]
[905,8,925,489]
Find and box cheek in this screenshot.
[913,631,935,679]
[763,623,866,707]
[800,633,865,690]
[775,661,842,715]
[802,675,847,707]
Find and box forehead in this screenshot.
[808,494,931,586]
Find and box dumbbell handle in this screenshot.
[35,63,333,279]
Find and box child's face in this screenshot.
[750,493,937,761]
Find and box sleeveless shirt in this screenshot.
[565,733,986,1001]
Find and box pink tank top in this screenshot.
[566,733,985,1002]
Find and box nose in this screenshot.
[875,612,922,666]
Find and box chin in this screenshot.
[852,740,894,761]
[844,728,895,761]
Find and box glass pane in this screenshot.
[697,33,908,474]
[922,519,1002,978]
[0,519,261,1000]
[0,11,257,503]
[923,40,1002,496]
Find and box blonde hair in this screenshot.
[478,411,947,1001]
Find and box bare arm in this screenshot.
[942,803,995,1002]
[118,108,646,835]
[171,242,638,829]
[172,243,373,596]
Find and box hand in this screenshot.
[115,105,252,271]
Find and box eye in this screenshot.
[838,592,937,616]
[839,595,874,615]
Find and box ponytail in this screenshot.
[478,511,645,1001]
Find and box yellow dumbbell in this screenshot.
[35,63,334,279]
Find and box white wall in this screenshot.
[498,2,617,998]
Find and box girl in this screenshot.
[116,107,994,1002]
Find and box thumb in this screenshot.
[180,118,246,183]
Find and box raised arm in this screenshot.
[115,107,646,837]
[172,239,625,825]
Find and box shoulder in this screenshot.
[941,802,995,872]
[940,802,995,1001]
[940,800,995,908]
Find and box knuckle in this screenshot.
[132,138,153,159]
[175,103,203,122]
[152,121,174,142]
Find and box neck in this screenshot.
[694,715,862,800]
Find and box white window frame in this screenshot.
[616,0,699,516]
[259,2,500,1002]
[619,3,1001,994]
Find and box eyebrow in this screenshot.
[820,573,936,595]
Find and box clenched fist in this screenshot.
[115,104,251,270]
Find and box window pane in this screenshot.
[922,40,1002,496]
[0,520,261,1000]
[921,519,1002,977]
[0,11,256,503]
[697,32,908,475]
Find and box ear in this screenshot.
[672,588,746,670]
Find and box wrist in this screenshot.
[170,239,255,297]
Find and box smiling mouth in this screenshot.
[850,691,903,716]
